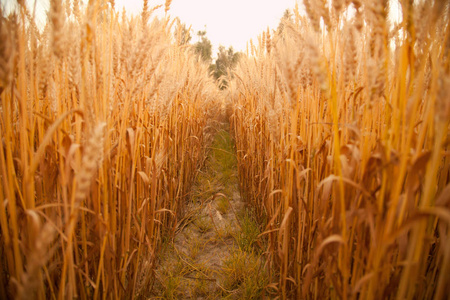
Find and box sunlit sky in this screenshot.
[1,0,298,54]
[117,0,299,53]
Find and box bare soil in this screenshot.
[149,126,265,299]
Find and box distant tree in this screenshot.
[190,30,240,89]
[175,21,192,46]
[194,30,212,63]
[210,46,240,89]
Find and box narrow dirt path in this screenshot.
[150,124,267,299]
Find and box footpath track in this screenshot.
[150,125,267,299]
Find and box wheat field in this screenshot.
[0,0,449,299]
[230,1,450,298]
[0,0,221,298]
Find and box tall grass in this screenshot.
[230,0,450,298]
[0,0,219,298]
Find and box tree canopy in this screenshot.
[191,30,240,89]
[194,30,213,64]
[210,46,240,89]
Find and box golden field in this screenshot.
[0,0,449,299]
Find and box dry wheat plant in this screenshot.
[0,0,221,298]
[229,0,450,299]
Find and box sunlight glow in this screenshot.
[0,0,298,53]
[117,0,298,53]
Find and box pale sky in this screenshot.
[116,0,299,53]
[1,0,404,55]
[1,0,299,54]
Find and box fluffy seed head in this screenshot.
[50,0,65,59]
[0,14,14,88]
[75,123,106,203]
